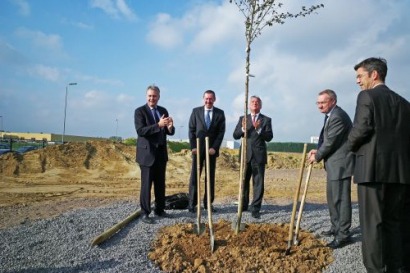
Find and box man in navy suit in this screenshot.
[134,85,175,224]
[308,89,354,249]
[348,57,410,273]
[188,90,226,213]
[233,95,273,218]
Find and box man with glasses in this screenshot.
[308,89,355,249]
[348,57,410,273]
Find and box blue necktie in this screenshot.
[151,108,159,123]
[205,110,211,129]
[317,115,328,148]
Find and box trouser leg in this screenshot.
[358,183,405,273]
[338,177,352,240]
[242,162,252,210]
[203,156,216,207]
[188,155,204,208]
[250,162,265,212]
[153,160,166,214]
[402,185,410,271]
[140,165,153,215]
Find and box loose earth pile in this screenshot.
[149,220,333,273]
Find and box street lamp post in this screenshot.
[115,118,118,141]
[179,125,184,141]
[62,82,77,143]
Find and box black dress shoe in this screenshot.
[141,214,154,224]
[242,207,248,212]
[204,206,217,213]
[327,238,351,249]
[251,211,261,219]
[155,211,173,218]
[321,230,335,237]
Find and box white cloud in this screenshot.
[28,64,61,82]
[15,27,63,52]
[187,2,242,52]
[146,13,184,49]
[90,0,136,21]
[10,0,30,16]
[146,2,242,52]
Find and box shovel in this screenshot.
[285,143,307,255]
[195,138,205,235]
[293,163,313,245]
[205,136,215,252]
[232,137,246,233]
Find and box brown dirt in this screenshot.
[0,140,357,272]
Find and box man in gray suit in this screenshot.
[233,95,273,218]
[348,57,410,273]
[308,89,354,249]
[188,90,226,213]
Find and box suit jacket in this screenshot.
[188,106,225,157]
[233,113,273,164]
[347,85,410,184]
[316,105,355,181]
[134,104,175,166]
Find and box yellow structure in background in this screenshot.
[0,131,106,142]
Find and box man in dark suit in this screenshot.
[188,90,226,213]
[348,57,410,273]
[233,95,273,218]
[308,89,355,249]
[134,85,175,224]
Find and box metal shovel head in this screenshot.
[231,220,246,231]
[210,232,215,252]
[285,241,292,255]
[195,222,205,235]
[293,236,300,246]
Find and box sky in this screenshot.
[1,0,409,143]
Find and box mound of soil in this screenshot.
[149,220,333,273]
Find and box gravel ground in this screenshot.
[0,201,366,273]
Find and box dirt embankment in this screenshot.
[1,141,350,272]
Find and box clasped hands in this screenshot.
[242,118,261,130]
[158,115,174,131]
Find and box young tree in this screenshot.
[230,0,324,233]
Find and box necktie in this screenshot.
[151,108,159,123]
[252,115,256,127]
[205,110,211,129]
[317,115,328,148]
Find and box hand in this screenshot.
[167,116,174,131]
[307,149,317,164]
[209,148,216,155]
[192,148,197,155]
[254,119,261,130]
[159,115,172,128]
[241,118,247,129]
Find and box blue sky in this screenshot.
[1,0,409,142]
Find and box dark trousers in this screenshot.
[358,183,407,273]
[401,185,410,271]
[188,154,216,208]
[327,177,352,240]
[243,159,265,212]
[139,149,167,216]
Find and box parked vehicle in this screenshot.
[0,143,9,149]
[0,149,12,155]
[16,146,38,154]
